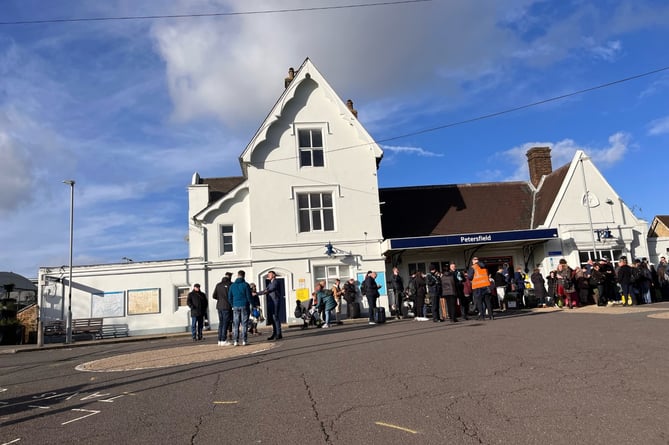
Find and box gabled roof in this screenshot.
[655,215,669,226]
[380,182,534,239]
[238,57,383,175]
[649,215,669,237]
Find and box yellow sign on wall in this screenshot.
[296,288,310,302]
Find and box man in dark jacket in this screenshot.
[362,271,381,325]
[390,267,404,319]
[187,283,208,341]
[212,272,232,346]
[426,265,442,322]
[256,270,284,340]
[440,263,462,322]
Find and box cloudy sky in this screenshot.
[2,0,669,277]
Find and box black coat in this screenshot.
[212,278,231,311]
[414,274,427,299]
[531,272,547,300]
[187,290,208,317]
[362,275,380,298]
[440,271,459,297]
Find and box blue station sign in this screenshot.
[389,228,559,250]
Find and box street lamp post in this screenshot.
[578,154,598,259]
[63,180,75,344]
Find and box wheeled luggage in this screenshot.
[373,307,386,323]
[348,301,361,319]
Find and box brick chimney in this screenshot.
[526,146,552,188]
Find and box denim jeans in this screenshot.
[267,296,283,337]
[191,315,204,339]
[232,306,249,343]
[324,309,331,325]
[217,309,231,342]
[366,296,377,321]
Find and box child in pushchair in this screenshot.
[294,297,322,329]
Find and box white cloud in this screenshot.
[381,144,443,158]
[648,116,669,136]
[502,132,631,181]
[584,38,622,61]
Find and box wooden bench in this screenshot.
[43,320,65,336]
[72,318,104,339]
[100,324,129,339]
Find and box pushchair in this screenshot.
[400,293,415,318]
[295,299,323,329]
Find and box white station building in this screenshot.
[37,58,654,336]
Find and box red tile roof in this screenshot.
[380,161,570,239]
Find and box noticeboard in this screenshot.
[127,288,161,315]
[91,291,125,318]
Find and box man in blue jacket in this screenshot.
[228,270,253,346]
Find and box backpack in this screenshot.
[630,267,643,283]
[426,273,438,287]
[294,301,303,318]
[360,280,368,295]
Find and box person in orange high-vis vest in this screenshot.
[468,257,494,320]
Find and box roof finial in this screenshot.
[284,67,295,89]
[346,99,358,118]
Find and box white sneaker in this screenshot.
[221,341,230,346]
[242,341,247,346]
[322,324,330,328]
[233,341,238,346]
[368,321,376,325]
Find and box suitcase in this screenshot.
[348,302,361,319]
[439,298,447,321]
[373,307,386,323]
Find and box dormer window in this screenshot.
[298,128,324,167]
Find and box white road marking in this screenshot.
[61,409,100,425]
[80,391,111,401]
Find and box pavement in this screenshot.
[0,316,372,354]
[3,303,667,357]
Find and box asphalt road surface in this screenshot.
[2,304,669,444]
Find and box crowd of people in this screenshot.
[188,256,669,344]
[188,270,280,347]
[541,255,669,308]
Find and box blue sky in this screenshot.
[1,0,668,278]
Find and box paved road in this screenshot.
[2,304,669,444]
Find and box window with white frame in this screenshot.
[298,128,324,167]
[220,225,234,254]
[297,192,334,232]
[314,265,349,290]
[578,249,623,267]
